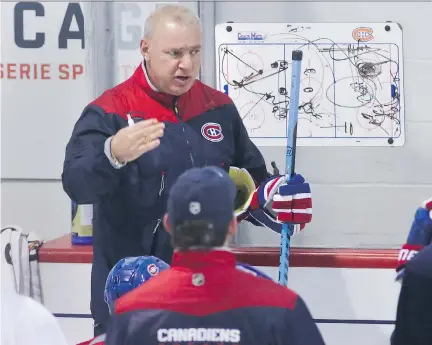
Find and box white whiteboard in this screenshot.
[215,22,405,147]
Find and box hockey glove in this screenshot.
[396,197,432,281]
[247,173,312,234]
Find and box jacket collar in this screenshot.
[132,61,177,106]
[141,60,159,92]
[171,249,236,269]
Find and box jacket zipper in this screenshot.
[150,218,162,255]
[153,218,162,234]
[172,97,195,167]
[159,171,165,196]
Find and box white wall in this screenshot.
[216,1,432,248]
[2,1,431,247]
[0,1,198,241]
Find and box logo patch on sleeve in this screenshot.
[201,122,224,142]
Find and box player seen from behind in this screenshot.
[391,197,432,345]
[105,166,325,345]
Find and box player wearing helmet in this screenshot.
[77,255,169,345]
[106,166,325,345]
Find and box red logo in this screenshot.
[147,263,159,276]
[201,122,224,142]
[352,27,374,42]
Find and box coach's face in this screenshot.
[140,19,202,96]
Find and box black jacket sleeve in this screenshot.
[61,106,122,204]
[283,296,326,345]
[392,268,432,345]
[230,103,270,185]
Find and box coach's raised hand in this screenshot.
[111,119,165,164]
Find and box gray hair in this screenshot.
[143,4,201,39]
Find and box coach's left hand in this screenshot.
[271,174,312,224]
[247,173,312,234]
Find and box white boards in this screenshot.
[215,22,404,147]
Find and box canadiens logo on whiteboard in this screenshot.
[201,122,224,142]
[352,27,374,42]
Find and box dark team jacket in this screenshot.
[61,64,268,265]
[392,244,432,345]
[105,250,326,345]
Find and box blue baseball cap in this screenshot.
[167,166,237,233]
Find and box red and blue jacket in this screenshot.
[105,250,326,345]
[61,63,269,265]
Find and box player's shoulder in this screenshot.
[115,269,172,312]
[235,268,295,295]
[191,79,233,108]
[233,268,299,309]
[406,244,432,278]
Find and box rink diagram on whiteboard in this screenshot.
[215,23,405,146]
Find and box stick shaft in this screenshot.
[278,50,303,287]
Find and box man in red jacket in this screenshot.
[62,4,313,335]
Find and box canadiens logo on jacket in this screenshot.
[157,327,241,343]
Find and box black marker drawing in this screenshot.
[219,30,402,142]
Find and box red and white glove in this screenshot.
[245,173,312,234]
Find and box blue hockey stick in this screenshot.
[278,50,303,287]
